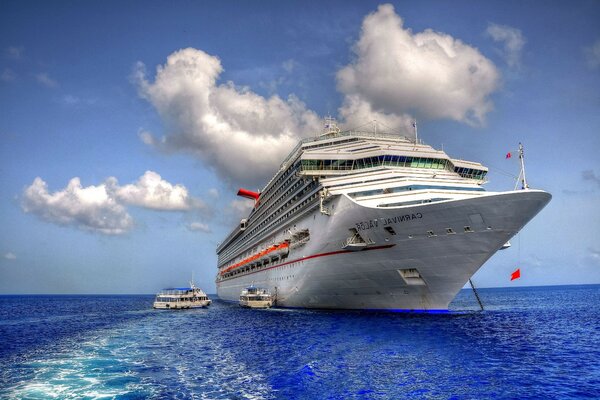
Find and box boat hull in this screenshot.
[217,190,551,310]
[153,300,211,309]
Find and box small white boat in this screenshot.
[239,286,273,309]
[153,283,211,309]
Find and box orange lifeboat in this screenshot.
[220,242,290,276]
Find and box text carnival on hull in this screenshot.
[215,119,551,310]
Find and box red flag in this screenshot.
[506,152,512,159]
[510,268,521,281]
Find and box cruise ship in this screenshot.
[216,119,551,311]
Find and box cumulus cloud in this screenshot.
[61,94,97,106]
[337,4,500,128]
[584,39,600,69]
[485,23,526,68]
[589,248,600,264]
[35,73,58,88]
[226,199,254,223]
[134,48,322,188]
[5,46,24,60]
[187,222,211,233]
[339,94,415,134]
[4,252,17,260]
[109,171,204,211]
[138,128,158,146]
[22,171,204,235]
[1,68,16,82]
[22,177,133,235]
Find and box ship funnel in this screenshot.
[237,188,260,204]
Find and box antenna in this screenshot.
[322,116,340,137]
[413,120,418,144]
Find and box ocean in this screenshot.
[1,285,599,399]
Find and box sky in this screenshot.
[1,0,599,294]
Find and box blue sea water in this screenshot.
[1,285,599,399]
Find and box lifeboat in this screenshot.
[220,242,290,276]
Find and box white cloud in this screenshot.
[61,95,97,106]
[187,221,211,233]
[5,46,24,60]
[227,199,254,222]
[282,59,297,73]
[4,252,17,260]
[208,188,219,198]
[485,23,526,68]
[22,171,204,235]
[35,73,58,88]
[337,4,500,128]
[1,68,16,82]
[339,94,415,134]
[63,94,80,104]
[589,248,600,262]
[134,48,322,188]
[109,170,204,211]
[584,39,600,69]
[22,177,134,235]
[138,129,158,146]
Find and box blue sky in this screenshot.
[1,0,599,294]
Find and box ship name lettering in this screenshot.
[355,219,379,231]
[380,213,423,226]
[356,213,422,231]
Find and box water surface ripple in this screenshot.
[1,286,599,399]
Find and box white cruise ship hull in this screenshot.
[217,189,550,310]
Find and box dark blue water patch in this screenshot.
[0,286,599,399]
[0,295,153,361]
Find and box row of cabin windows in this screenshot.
[301,156,450,172]
[251,174,305,229]
[245,180,316,243]
[349,185,485,198]
[454,167,487,180]
[255,163,300,214]
[301,156,487,180]
[155,296,208,302]
[223,165,300,260]
[220,190,319,267]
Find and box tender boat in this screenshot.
[153,283,211,309]
[239,286,274,309]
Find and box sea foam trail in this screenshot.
[1,286,599,399]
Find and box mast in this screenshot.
[519,142,529,190]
